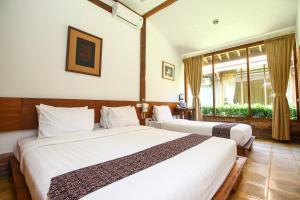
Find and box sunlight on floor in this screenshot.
[230,139,300,200]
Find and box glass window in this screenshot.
[186,40,298,119]
[214,48,248,117]
[287,51,297,119]
[201,56,213,116]
[249,45,273,118]
[249,45,297,119]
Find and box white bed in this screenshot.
[17,126,237,200]
[149,119,252,146]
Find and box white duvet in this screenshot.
[149,119,252,146]
[18,126,237,200]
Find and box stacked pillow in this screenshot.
[100,106,140,128]
[36,104,94,138]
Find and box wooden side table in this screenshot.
[174,108,195,120]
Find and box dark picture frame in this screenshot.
[162,61,175,81]
[66,26,102,77]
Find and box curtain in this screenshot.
[264,34,295,140]
[221,71,237,104]
[184,55,203,120]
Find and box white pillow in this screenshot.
[106,106,139,128]
[99,106,110,129]
[36,105,94,138]
[153,105,173,122]
[39,104,88,110]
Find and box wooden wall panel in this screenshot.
[0,152,13,177]
[0,97,177,132]
[0,98,22,132]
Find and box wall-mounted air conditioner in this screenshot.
[112,2,143,30]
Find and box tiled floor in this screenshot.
[0,140,299,200]
[230,139,300,200]
[0,176,15,200]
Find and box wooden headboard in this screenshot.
[0,97,177,132]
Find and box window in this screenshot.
[201,56,213,116]
[214,48,248,117]
[249,44,273,118]
[287,51,297,119]
[186,39,298,119]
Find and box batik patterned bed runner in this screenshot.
[212,123,238,139]
[48,134,211,200]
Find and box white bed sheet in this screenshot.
[18,126,236,200]
[149,119,252,146]
[14,125,105,162]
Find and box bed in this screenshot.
[13,126,243,200]
[150,106,255,157]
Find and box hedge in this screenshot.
[202,104,297,119]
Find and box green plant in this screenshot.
[201,104,297,119]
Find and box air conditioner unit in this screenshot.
[112,2,143,29]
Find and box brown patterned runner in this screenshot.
[212,123,238,139]
[48,134,211,200]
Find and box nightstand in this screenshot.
[174,108,195,120]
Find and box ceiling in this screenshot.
[142,0,298,55]
[119,0,166,15]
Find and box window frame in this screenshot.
[184,37,300,121]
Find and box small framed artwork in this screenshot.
[66,26,102,77]
[162,61,175,81]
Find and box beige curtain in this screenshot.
[184,55,203,120]
[264,34,295,141]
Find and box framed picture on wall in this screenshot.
[66,26,102,77]
[162,61,175,81]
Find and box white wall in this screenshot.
[146,21,184,102]
[0,0,140,100]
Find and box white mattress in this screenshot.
[18,126,237,200]
[149,119,252,146]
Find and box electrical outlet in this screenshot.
[136,103,142,108]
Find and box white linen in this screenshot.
[107,106,139,128]
[36,105,94,138]
[18,126,236,200]
[100,106,139,128]
[153,105,173,121]
[14,125,104,162]
[149,119,252,146]
[99,106,111,128]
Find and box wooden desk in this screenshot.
[175,108,195,120]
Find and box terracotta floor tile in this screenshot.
[270,170,300,184]
[267,188,300,200]
[0,177,15,200]
[293,152,300,161]
[248,157,270,166]
[244,164,270,177]
[271,152,295,160]
[271,148,292,154]
[243,171,269,186]
[237,181,268,200]
[229,191,264,200]
[269,179,300,196]
[270,156,299,172]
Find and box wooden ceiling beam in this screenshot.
[143,0,177,18]
[217,54,222,61]
[259,45,263,53]
[226,52,230,59]
[88,0,112,13]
